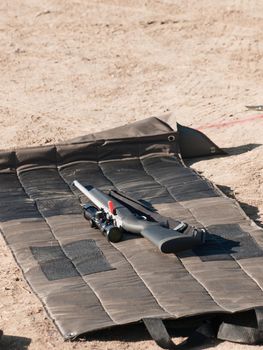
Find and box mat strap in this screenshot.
[218,307,263,344]
[143,318,214,349]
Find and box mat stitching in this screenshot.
[178,199,263,296]
[137,152,228,311]
[3,135,263,332]
[56,154,170,319]
[54,145,123,323]
[140,152,263,305]
[95,156,172,316]
[109,239,173,317]
[0,225,70,340]
[59,154,206,316]
[99,156,214,315]
[16,162,115,325]
[96,159,173,317]
[98,161,174,316]
[235,259,263,294]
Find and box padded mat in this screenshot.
[1,117,263,340]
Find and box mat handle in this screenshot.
[143,318,215,349]
[218,307,263,344]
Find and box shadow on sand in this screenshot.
[185,143,261,166]
[223,143,261,155]
[0,334,31,350]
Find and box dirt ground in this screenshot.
[0,0,262,349]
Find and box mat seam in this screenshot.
[141,153,263,304]
[95,149,225,312]
[178,199,263,295]
[179,157,263,293]
[139,149,263,297]
[110,240,173,317]
[56,151,170,320]
[137,153,227,311]
[11,175,114,336]
[54,145,120,323]
[96,147,225,313]
[235,259,263,293]
[16,157,116,325]
[0,226,69,340]
[96,158,174,317]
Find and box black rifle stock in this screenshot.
[72,180,206,253]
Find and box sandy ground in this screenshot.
[0,0,263,349]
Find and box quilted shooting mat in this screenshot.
[1,117,263,348]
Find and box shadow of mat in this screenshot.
[0,327,221,350]
[223,143,261,156]
[0,335,31,350]
[185,143,262,166]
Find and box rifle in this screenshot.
[72,180,206,254]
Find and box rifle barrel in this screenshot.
[73,180,110,210]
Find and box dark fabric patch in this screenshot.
[192,234,236,261]
[31,240,114,281]
[195,225,263,261]
[39,258,79,281]
[31,245,65,261]
[36,197,82,217]
[64,239,115,276]
[212,224,263,260]
[31,246,79,281]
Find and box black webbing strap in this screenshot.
[217,307,263,344]
[109,189,181,227]
[143,318,215,349]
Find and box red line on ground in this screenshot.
[197,114,263,131]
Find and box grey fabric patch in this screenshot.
[31,240,114,281]
[209,224,263,260]
[192,234,236,261]
[31,245,65,262]
[193,225,263,261]
[39,258,79,281]
[31,246,79,281]
[64,239,115,276]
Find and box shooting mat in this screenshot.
[1,117,263,346]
